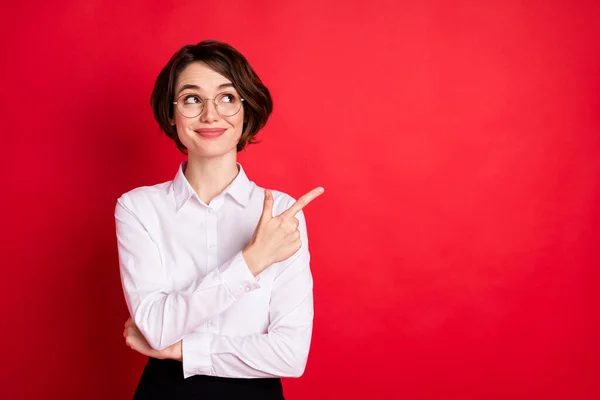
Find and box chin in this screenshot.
[187,143,238,159]
[180,131,241,159]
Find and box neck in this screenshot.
[184,152,239,205]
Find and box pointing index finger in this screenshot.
[281,187,324,219]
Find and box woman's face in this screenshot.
[172,62,244,159]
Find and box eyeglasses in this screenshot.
[173,92,245,118]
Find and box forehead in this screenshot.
[175,62,231,91]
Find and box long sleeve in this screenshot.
[115,194,260,351]
[181,209,314,379]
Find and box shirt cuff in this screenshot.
[182,331,214,379]
[219,251,261,299]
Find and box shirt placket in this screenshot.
[205,197,222,333]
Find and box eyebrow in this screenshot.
[177,82,234,95]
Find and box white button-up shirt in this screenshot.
[115,162,313,379]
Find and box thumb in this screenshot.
[260,189,274,224]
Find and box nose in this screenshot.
[199,100,219,123]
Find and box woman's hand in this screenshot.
[243,187,324,276]
[123,318,182,361]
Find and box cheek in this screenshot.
[233,111,245,134]
[174,117,193,143]
[175,115,191,131]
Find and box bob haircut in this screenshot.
[151,40,273,153]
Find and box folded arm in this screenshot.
[116,194,259,351]
[181,209,314,379]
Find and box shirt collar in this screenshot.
[173,161,252,211]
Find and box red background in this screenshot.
[1,1,599,399]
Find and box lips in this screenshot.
[194,128,226,139]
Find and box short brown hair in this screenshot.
[151,40,273,153]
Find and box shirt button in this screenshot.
[208,208,213,214]
[209,244,215,249]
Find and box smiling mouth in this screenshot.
[194,128,226,138]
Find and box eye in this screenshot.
[183,95,202,105]
[219,93,236,104]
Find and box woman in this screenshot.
[115,40,323,399]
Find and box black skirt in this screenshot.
[132,358,285,400]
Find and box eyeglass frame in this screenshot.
[172,92,245,118]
